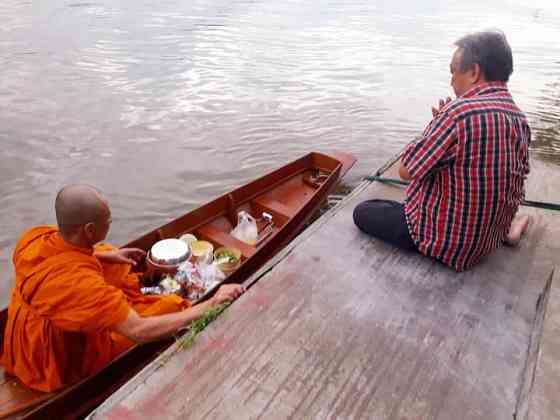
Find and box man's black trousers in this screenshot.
[353,199,418,252]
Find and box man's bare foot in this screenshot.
[505,215,531,246]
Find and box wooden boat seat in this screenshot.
[0,367,52,419]
[252,196,295,223]
[195,226,256,259]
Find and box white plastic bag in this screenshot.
[197,261,226,289]
[231,211,258,245]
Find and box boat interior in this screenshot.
[127,152,341,269]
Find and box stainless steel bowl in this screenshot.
[148,239,190,266]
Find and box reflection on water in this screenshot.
[1,0,560,305]
[531,79,560,163]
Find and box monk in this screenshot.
[1,184,243,392]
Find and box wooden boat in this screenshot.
[0,151,356,420]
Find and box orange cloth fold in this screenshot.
[1,227,189,392]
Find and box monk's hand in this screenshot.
[210,284,245,306]
[95,248,146,266]
[431,96,452,117]
[116,248,146,265]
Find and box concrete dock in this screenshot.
[89,159,560,420]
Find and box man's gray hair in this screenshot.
[454,30,513,82]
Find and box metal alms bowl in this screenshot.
[148,239,190,267]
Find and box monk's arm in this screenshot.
[94,248,146,266]
[114,301,213,343]
[113,284,243,343]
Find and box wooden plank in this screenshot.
[89,160,560,420]
[0,369,52,419]
[252,196,293,223]
[528,270,560,420]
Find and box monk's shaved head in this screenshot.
[55,184,110,235]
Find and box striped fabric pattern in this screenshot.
[402,82,531,271]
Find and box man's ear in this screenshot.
[470,63,483,84]
[84,222,96,239]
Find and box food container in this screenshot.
[214,247,242,275]
[179,233,197,247]
[146,239,191,275]
[189,240,214,263]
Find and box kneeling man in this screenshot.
[354,30,531,271]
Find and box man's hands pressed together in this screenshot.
[431,96,452,117]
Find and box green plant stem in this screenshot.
[176,303,230,351]
[157,303,230,367]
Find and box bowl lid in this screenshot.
[150,239,189,264]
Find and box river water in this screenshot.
[1,0,559,305]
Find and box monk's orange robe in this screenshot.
[1,226,189,392]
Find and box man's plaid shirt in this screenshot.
[402,82,531,271]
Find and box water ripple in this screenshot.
[1,0,560,303]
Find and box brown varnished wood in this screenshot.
[226,194,237,227]
[251,196,293,223]
[0,369,52,419]
[325,150,356,176]
[0,151,356,420]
